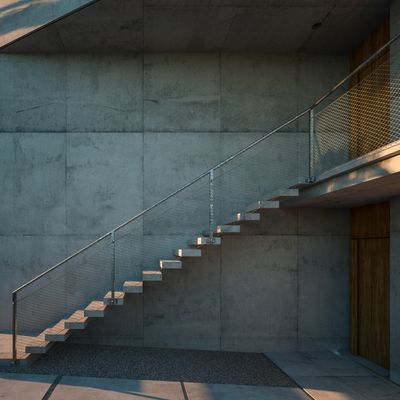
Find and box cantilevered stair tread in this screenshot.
[64,310,89,330]
[215,225,240,235]
[25,330,54,354]
[160,260,182,269]
[246,200,280,212]
[190,236,221,246]
[123,281,143,293]
[44,320,71,342]
[142,271,162,281]
[175,248,201,257]
[84,301,107,317]
[104,291,125,305]
[269,188,299,201]
[290,182,313,189]
[25,339,54,354]
[228,212,260,224]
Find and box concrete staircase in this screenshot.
[22,188,300,360]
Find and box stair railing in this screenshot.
[11,32,400,363]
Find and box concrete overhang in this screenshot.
[284,142,400,208]
[0,0,390,53]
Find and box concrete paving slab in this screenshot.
[295,375,400,400]
[305,352,375,377]
[51,376,185,400]
[184,382,310,400]
[338,376,400,400]
[296,376,366,400]
[0,373,56,400]
[266,352,325,378]
[267,352,375,379]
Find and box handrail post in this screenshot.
[12,292,17,365]
[307,108,316,183]
[208,169,215,243]
[111,231,116,304]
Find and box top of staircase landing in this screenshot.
[283,141,400,208]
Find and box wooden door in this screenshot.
[350,203,390,369]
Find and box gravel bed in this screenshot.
[0,344,297,387]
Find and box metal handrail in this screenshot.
[11,31,400,296]
[11,32,400,364]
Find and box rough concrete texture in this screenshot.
[0,51,348,333]
[0,53,347,133]
[268,351,400,400]
[66,207,349,352]
[0,372,56,400]
[0,0,389,53]
[184,383,310,400]
[51,377,186,400]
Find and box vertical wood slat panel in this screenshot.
[350,202,390,239]
[350,202,390,369]
[350,239,358,355]
[358,238,390,369]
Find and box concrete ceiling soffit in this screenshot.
[0,0,390,53]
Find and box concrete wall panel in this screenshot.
[66,132,143,236]
[143,131,222,204]
[298,235,349,346]
[221,235,298,352]
[66,54,143,132]
[221,54,298,132]
[143,246,221,350]
[0,55,67,132]
[0,235,67,331]
[144,54,220,132]
[0,51,351,353]
[0,132,66,235]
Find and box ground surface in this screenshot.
[0,344,296,387]
[0,349,400,399]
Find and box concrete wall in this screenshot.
[0,51,348,346]
[71,207,350,352]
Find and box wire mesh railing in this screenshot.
[312,38,400,177]
[11,33,400,363]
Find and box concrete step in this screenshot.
[228,212,260,224]
[44,320,71,342]
[84,301,107,317]
[290,182,312,189]
[269,188,299,201]
[64,310,89,330]
[160,260,182,269]
[175,248,202,257]
[246,200,280,212]
[142,271,162,281]
[25,339,54,354]
[215,225,240,235]
[123,281,143,293]
[190,237,221,246]
[104,291,125,305]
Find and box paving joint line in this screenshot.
[180,381,189,400]
[42,374,62,400]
